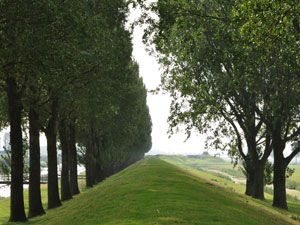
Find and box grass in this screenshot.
[0,157,299,224]
[160,155,245,179]
[159,155,300,219]
[0,181,86,224]
[287,165,300,191]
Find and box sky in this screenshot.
[128,8,215,156]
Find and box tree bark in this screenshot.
[95,159,103,183]
[68,121,80,195]
[59,119,72,201]
[28,104,45,218]
[85,133,94,188]
[7,76,27,222]
[45,98,61,209]
[246,137,265,200]
[90,130,98,185]
[242,153,255,196]
[252,161,265,199]
[273,151,288,209]
[94,136,101,184]
[245,168,254,196]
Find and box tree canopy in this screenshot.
[0,0,152,221]
[138,0,300,209]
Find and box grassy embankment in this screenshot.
[159,155,300,219]
[0,156,299,224]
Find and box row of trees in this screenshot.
[0,0,152,222]
[138,0,300,209]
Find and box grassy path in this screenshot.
[0,157,299,224]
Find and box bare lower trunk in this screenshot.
[273,152,288,209]
[46,98,61,209]
[7,76,27,222]
[85,133,94,188]
[28,105,45,218]
[245,170,254,196]
[68,121,80,195]
[243,154,255,196]
[252,161,265,200]
[59,119,72,201]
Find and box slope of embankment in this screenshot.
[0,157,298,225]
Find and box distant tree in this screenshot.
[0,139,29,182]
[202,151,209,156]
[0,147,11,181]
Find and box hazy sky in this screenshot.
[129,8,212,156]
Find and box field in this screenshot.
[0,156,299,224]
[0,181,86,224]
[159,155,300,214]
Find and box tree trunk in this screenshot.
[252,161,265,200]
[68,121,80,195]
[97,167,105,183]
[59,119,72,201]
[95,159,103,183]
[242,153,255,196]
[245,168,254,196]
[45,98,61,209]
[91,131,98,185]
[245,139,260,199]
[273,152,288,209]
[85,134,93,188]
[7,76,27,222]
[28,105,45,218]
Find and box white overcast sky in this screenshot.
[128,7,212,156]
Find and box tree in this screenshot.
[28,81,45,218]
[234,0,300,209]
[0,0,152,220]
[0,147,11,181]
[140,0,271,200]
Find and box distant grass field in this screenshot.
[0,157,299,224]
[287,165,300,191]
[159,155,300,219]
[159,154,244,179]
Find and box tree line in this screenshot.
[0,0,152,222]
[138,0,300,210]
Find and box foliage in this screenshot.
[264,161,273,185]
[0,148,11,180]
[0,0,152,220]
[233,0,300,164]
[0,139,29,181]
[139,0,300,206]
[138,0,274,180]
[286,167,295,179]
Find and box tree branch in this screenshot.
[286,146,300,165]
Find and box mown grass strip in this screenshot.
[0,157,298,224]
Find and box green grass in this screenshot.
[287,165,300,191]
[0,157,299,224]
[160,155,244,179]
[159,155,300,220]
[0,181,86,224]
